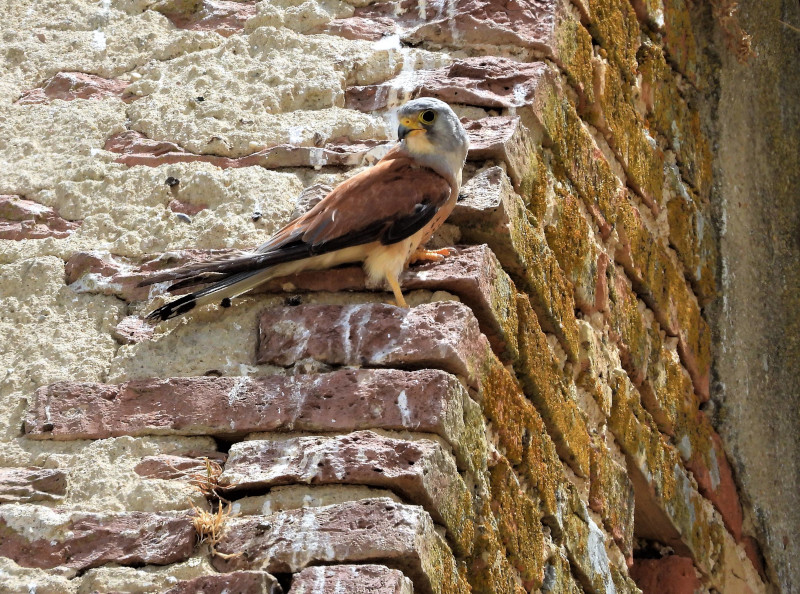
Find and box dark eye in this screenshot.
[420,110,436,123]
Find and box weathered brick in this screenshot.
[0,195,80,240]
[219,431,475,556]
[640,327,692,435]
[607,269,652,387]
[451,167,581,363]
[213,499,469,594]
[165,571,282,594]
[0,507,195,571]
[464,116,545,201]
[664,164,718,303]
[106,130,389,169]
[589,441,635,560]
[630,555,702,594]
[639,41,713,199]
[591,59,665,210]
[585,0,641,81]
[561,500,618,594]
[608,369,725,574]
[543,548,586,593]
[478,355,569,531]
[629,0,665,31]
[614,195,711,398]
[660,0,700,86]
[0,468,66,504]
[134,452,227,481]
[489,456,545,590]
[516,295,592,478]
[25,369,484,474]
[15,72,133,105]
[544,183,604,314]
[257,302,490,389]
[154,0,257,37]
[289,565,413,594]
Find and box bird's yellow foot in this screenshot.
[409,247,455,264]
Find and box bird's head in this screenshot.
[396,98,469,188]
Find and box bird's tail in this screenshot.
[144,267,278,322]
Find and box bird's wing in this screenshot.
[258,150,452,254]
[138,151,451,289]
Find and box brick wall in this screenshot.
[0,0,772,592]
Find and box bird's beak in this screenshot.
[398,116,424,141]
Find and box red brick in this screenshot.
[212,499,468,594]
[15,72,132,104]
[134,452,227,481]
[256,302,491,389]
[0,195,80,240]
[165,571,282,594]
[289,565,413,594]
[0,468,66,504]
[25,369,482,474]
[630,556,703,594]
[105,130,390,169]
[0,507,195,570]
[219,431,475,556]
[155,0,257,37]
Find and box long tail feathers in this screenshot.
[144,268,277,322]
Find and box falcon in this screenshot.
[140,97,469,322]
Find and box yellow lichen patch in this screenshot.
[588,439,635,559]
[586,0,641,82]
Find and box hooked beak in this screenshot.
[398,116,424,141]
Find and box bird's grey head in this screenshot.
[396,97,469,189]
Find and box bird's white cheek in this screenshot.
[405,134,437,155]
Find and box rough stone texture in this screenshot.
[0,506,195,571]
[213,499,469,594]
[629,555,703,594]
[257,302,491,389]
[155,0,259,37]
[165,570,283,594]
[0,468,67,504]
[15,72,133,105]
[589,441,635,560]
[219,431,475,555]
[0,195,81,240]
[134,452,227,481]
[289,564,414,594]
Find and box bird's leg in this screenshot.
[409,247,456,264]
[386,274,409,308]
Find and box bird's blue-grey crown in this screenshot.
[395,97,469,189]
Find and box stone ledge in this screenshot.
[165,570,282,594]
[0,506,195,571]
[288,564,413,594]
[212,498,468,594]
[0,468,67,504]
[257,302,490,390]
[24,369,484,475]
[219,431,475,557]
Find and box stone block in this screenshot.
[639,41,713,199]
[0,468,67,504]
[629,0,665,31]
[515,295,592,478]
[134,452,227,481]
[591,59,665,210]
[0,506,195,571]
[607,269,652,387]
[212,499,469,594]
[586,0,641,81]
[219,431,475,556]
[488,456,545,590]
[589,441,635,560]
[289,565,413,594]
[154,0,258,37]
[25,369,484,475]
[165,571,282,594]
[451,167,581,363]
[544,184,605,314]
[257,302,490,389]
[561,501,618,594]
[0,195,80,240]
[660,0,700,86]
[629,555,702,594]
[15,72,133,105]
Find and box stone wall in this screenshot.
[0,0,783,592]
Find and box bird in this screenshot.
[139,97,469,322]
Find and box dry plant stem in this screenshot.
[711,0,756,63]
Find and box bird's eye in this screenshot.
[419,110,436,124]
